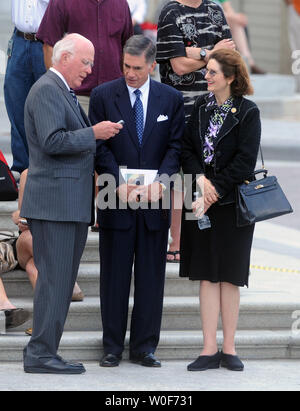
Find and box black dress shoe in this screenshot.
[1,308,30,330]
[187,351,221,371]
[221,351,244,371]
[100,353,122,367]
[24,356,86,374]
[130,352,161,367]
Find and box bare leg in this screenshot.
[199,280,220,355]
[0,278,16,310]
[167,189,184,261]
[220,282,240,355]
[16,230,82,296]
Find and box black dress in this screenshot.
[179,200,255,287]
[179,94,261,287]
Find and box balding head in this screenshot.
[52,33,95,89]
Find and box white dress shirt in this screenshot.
[127,76,150,128]
[127,0,147,25]
[12,0,49,33]
[49,67,70,91]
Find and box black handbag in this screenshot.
[236,147,293,227]
[0,150,18,201]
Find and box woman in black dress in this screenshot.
[180,49,261,371]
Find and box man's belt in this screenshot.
[16,30,40,42]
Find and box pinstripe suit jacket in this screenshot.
[21,70,96,223]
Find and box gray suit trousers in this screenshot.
[24,219,88,364]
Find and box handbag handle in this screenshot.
[244,146,267,184]
[254,168,268,177]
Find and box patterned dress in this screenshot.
[203,93,234,164]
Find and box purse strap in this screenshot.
[259,145,265,169]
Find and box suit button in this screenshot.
[216,151,222,157]
[141,161,146,166]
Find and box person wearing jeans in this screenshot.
[4,0,49,173]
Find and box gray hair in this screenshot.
[52,33,93,65]
[52,35,75,65]
[123,35,156,65]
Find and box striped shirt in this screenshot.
[156,0,231,121]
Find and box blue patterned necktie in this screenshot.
[69,88,79,106]
[133,89,144,146]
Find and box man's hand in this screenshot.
[116,182,164,204]
[137,182,164,203]
[12,210,29,232]
[212,38,236,53]
[92,121,123,140]
[185,39,235,63]
[116,183,140,203]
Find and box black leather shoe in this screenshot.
[100,353,122,367]
[1,308,30,329]
[221,351,244,371]
[130,352,161,367]
[187,351,221,371]
[24,356,86,374]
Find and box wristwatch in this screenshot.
[200,48,207,61]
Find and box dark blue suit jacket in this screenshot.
[89,77,185,231]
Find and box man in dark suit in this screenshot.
[21,33,122,374]
[89,35,185,368]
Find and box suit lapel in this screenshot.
[62,88,88,128]
[213,97,242,148]
[46,70,88,128]
[141,80,161,148]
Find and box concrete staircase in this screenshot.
[1,200,300,362]
[1,68,300,362]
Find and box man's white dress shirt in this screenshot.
[11,0,49,33]
[126,76,150,128]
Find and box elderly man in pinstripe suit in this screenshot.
[20,33,122,374]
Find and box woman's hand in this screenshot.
[196,175,219,213]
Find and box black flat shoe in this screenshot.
[100,353,122,367]
[24,356,86,374]
[187,351,221,371]
[221,351,244,371]
[1,308,30,330]
[130,352,161,367]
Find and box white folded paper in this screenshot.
[120,168,158,186]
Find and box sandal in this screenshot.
[166,250,180,263]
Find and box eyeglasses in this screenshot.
[203,68,219,77]
[81,58,94,68]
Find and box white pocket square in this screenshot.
[157,114,168,122]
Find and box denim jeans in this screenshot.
[4,30,46,173]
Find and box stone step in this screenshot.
[1,329,299,362]
[1,262,198,298]
[251,74,296,98]
[5,291,299,332]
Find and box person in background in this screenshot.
[36,0,133,114]
[180,49,261,372]
[284,0,300,92]
[4,0,49,176]
[0,278,30,331]
[214,0,266,74]
[128,0,148,34]
[156,0,235,263]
